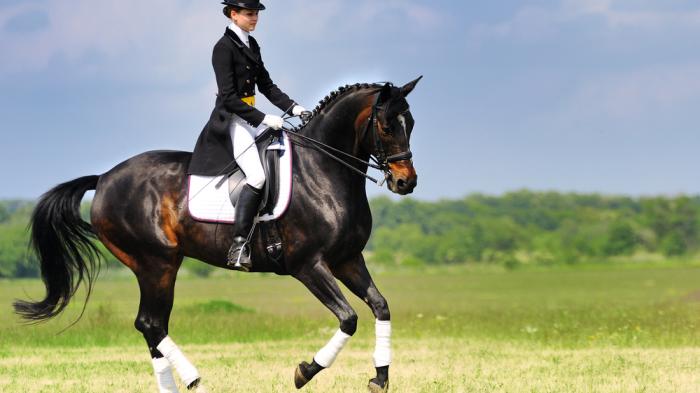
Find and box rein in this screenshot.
[284,88,412,186]
[283,127,385,184]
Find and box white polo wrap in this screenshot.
[156,336,200,387]
[373,319,392,367]
[313,329,351,368]
[152,357,180,393]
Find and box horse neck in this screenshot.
[306,93,372,157]
[295,91,374,194]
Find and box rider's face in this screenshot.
[231,9,259,32]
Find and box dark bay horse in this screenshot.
[14,78,421,392]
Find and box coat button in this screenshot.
[246,80,250,83]
[246,66,250,70]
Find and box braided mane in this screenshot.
[312,83,383,116]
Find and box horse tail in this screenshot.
[14,175,103,322]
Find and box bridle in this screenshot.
[366,88,413,172]
[284,85,413,186]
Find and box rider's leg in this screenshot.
[228,184,261,270]
[230,118,266,190]
[227,118,265,270]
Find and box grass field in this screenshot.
[2,265,700,392]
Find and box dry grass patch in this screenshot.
[2,338,700,392]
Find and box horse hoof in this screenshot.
[294,362,311,389]
[187,378,208,393]
[368,379,389,393]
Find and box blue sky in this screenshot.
[1,0,699,200]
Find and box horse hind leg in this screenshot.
[332,256,391,393]
[292,260,359,389]
[131,255,209,393]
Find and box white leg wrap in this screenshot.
[152,357,180,393]
[313,329,351,368]
[373,319,392,367]
[156,336,200,387]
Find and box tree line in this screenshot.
[367,191,699,267]
[0,191,698,277]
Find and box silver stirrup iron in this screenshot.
[228,221,257,269]
[233,241,248,269]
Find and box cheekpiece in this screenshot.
[221,0,266,10]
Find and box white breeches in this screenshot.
[229,115,266,190]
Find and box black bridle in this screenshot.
[367,90,414,170]
[284,87,413,186]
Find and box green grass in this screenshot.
[2,265,700,392]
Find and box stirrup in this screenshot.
[227,237,252,272]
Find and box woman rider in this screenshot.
[188,0,307,271]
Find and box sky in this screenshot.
[1,0,699,201]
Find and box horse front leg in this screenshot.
[292,259,358,389]
[332,255,391,393]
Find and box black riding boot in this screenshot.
[227,184,262,271]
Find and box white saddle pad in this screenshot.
[187,132,293,223]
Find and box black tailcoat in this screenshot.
[188,28,296,176]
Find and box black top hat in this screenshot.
[221,0,266,10]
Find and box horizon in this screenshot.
[1,188,699,204]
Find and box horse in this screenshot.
[14,77,422,393]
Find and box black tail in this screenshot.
[13,175,103,322]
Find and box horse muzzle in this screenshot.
[387,162,417,195]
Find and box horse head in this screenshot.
[372,76,422,195]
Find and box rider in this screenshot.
[188,0,307,271]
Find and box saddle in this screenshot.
[187,128,291,269]
[186,128,292,225]
[226,127,284,215]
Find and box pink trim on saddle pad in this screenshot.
[186,133,293,224]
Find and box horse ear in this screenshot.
[379,82,393,103]
[401,75,423,97]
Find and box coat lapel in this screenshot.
[224,28,261,64]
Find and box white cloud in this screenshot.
[0,1,217,78]
[563,0,700,29]
[1,0,446,83]
[469,6,562,44]
[469,0,700,44]
[562,64,700,124]
[275,0,446,42]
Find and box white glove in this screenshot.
[292,105,307,116]
[262,114,284,130]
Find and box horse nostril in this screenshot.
[397,179,406,189]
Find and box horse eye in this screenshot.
[383,121,395,135]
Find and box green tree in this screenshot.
[0,204,9,223]
[661,233,687,256]
[182,258,215,278]
[603,221,638,256]
[0,224,34,277]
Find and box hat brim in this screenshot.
[221,1,266,10]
